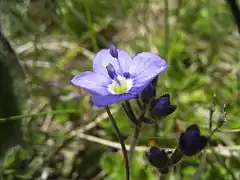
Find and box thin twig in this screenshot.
[73,132,240,157]
[218,129,240,133]
[208,104,215,133]
[74,132,150,152]
[105,106,130,180]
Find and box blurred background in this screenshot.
[0,0,240,179]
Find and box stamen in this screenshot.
[109,44,123,74]
[106,64,117,79]
[123,72,130,79]
[108,76,133,95]
[109,44,118,59]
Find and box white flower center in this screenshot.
[108,75,133,94]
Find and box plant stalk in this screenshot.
[105,106,130,180]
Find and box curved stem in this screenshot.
[128,122,142,161]
[105,106,130,180]
[128,103,146,160]
[122,103,138,125]
[125,101,138,122]
[136,98,143,110]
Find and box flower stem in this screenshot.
[209,104,227,138]
[208,104,215,133]
[128,103,146,160]
[105,106,130,180]
[125,100,138,122]
[128,121,142,161]
[122,103,138,125]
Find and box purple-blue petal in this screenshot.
[71,71,111,96]
[186,124,200,133]
[179,124,208,156]
[150,94,176,118]
[146,147,169,168]
[93,49,132,76]
[129,52,168,91]
[91,93,136,107]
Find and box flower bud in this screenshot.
[146,146,169,173]
[150,94,176,118]
[179,124,208,156]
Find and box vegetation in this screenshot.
[0,0,239,179]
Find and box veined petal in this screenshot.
[93,49,132,76]
[128,80,151,96]
[91,93,136,107]
[130,52,168,84]
[127,52,168,95]
[71,72,111,96]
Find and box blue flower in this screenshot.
[71,45,169,107]
[179,124,208,156]
[150,94,177,118]
[146,146,169,173]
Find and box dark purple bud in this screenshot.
[141,82,156,103]
[150,94,177,118]
[109,44,118,58]
[179,124,208,156]
[146,147,169,170]
[106,63,117,79]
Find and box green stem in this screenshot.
[122,103,138,125]
[105,106,130,180]
[125,101,138,122]
[128,104,146,160]
[128,121,142,161]
[208,104,215,133]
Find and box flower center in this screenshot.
[108,76,133,94]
